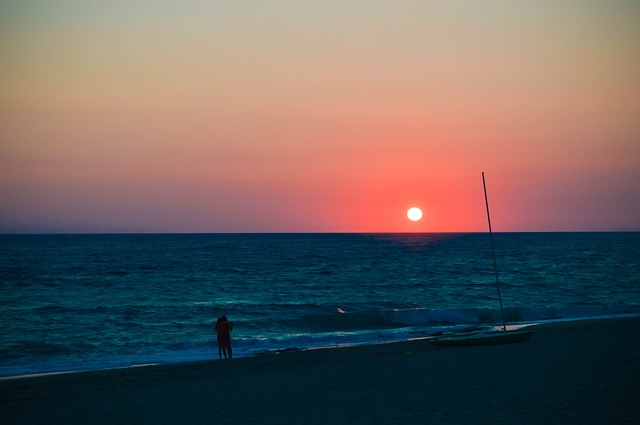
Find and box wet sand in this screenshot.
[2,316,639,424]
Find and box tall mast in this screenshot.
[482,172,507,332]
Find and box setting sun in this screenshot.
[407,207,423,222]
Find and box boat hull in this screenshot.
[429,329,534,347]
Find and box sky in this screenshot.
[1,0,639,233]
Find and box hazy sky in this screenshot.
[1,1,639,233]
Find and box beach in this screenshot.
[2,316,639,425]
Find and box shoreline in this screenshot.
[2,313,639,382]
[2,316,639,424]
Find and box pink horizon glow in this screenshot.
[1,1,639,233]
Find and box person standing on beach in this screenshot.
[215,316,234,359]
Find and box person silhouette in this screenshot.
[215,316,234,359]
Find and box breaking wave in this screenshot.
[294,303,640,333]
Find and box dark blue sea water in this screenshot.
[1,233,639,377]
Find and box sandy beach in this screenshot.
[2,316,639,425]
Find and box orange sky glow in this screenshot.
[1,1,639,233]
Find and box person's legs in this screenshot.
[225,341,232,359]
[219,337,231,359]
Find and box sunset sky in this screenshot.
[1,1,639,233]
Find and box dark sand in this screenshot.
[2,317,639,424]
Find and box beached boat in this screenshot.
[430,328,534,347]
[430,172,534,347]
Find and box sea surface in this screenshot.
[1,233,639,377]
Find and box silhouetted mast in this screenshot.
[482,172,507,332]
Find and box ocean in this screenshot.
[1,232,639,377]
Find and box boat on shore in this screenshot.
[430,172,534,347]
[429,328,534,347]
